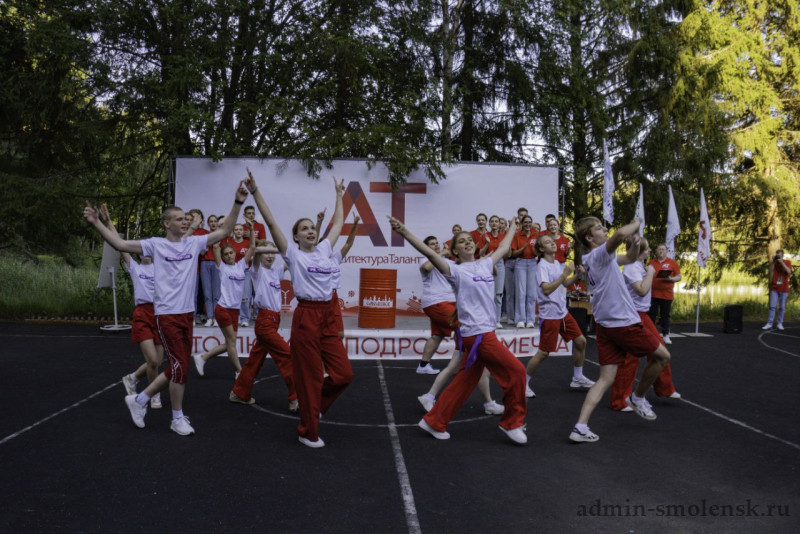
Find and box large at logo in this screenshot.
[322,182,427,246]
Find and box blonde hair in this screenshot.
[575,216,602,251]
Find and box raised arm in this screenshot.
[632,264,657,296]
[389,216,451,277]
[324,177,345,248]
[490,216,518,264]
[98,204,132,266]
[315,208,326,244]
[212,242,222,267]
[243,168,289,255]
[540,262,574,295]
[339,215,360,258]
[611,219,641,264]
[83,201,143,255]
[564,264,584,287]
[207,182,249,246]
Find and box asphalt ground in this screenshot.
[0,320,798,533]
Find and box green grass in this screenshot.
[0,253,134,320]
[0,253,795,322]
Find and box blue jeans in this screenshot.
[515,258,538,324]
[767,290,789,325]
[493,260,505,323]
[200,260,220,319]
[504,259,516,322]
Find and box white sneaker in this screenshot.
[483,400,505,415]
[669,391,682,399]
[192,353,206,377]
[204,318,214,327]
[526,322,535,328]
[516,321,525,328]
[776,323,785,331]
[150,393,162,409]
[229,391,255,405]
[570,375,596,389]
[525,385,536,398]
[418,418,450,440]
[124,395,146,428]
[417,394,435,412]
[663,334,672,344]
[762,323,773,330]
[122,374,138,395]
[499,425,527,444]
[239,321,249,328]
[211,319,218,327]
[288,399,299,412]
[416,363,440,375]
[569,426,599,443]
[626,395,657,420]
[496,322,503,330]
[298,436,325,448]
[619,406,633,412]
[170,416,195,436]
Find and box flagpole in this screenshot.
[695,268,701,334]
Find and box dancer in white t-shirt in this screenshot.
[99,205,165,409]
[192,227,256,377]
[524,234,594,398]
[245,169,352,448]
[389,216,528,445]
[83,182,249,436]
[415,235,505,416]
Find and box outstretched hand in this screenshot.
[244,167,258,193]
[83,200,99,224]
[99,203,110,223]
[333,176,345,195]
[387,215,405,234]
[316,208,326,223]
[236,180,249,203]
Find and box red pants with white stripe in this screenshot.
[233,309,296,403]
[156,312,194,384]
[423,331,526,432]
[291,299,353,441]
[610,312,676,410]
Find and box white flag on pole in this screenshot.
[666,185,680,258]
[635,183,645,236]
[603,140,614,225]
[697,187,710,268]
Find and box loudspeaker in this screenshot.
[570,307,590,335]
[724,305,743,334]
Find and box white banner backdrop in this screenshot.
[175,158,559,316]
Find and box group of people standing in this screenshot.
[84,171,686,447]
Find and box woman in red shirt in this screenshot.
[763,249,793,330]
[511,215,539,328]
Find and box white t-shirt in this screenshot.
[536,259,568,320]
[253,261,284,312]
[446,257,496,337]
[140,235,208,315]
[583,245,639,328]
[331,251,344,290]
[622,262,651,313]
[217,258,248,309]
[125,258,155,306]
[421,260,456,308]
[283,240,336,301]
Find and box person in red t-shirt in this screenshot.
[646,243,682,344]
[469,213,490,259]
[443,224,462,259]
[242,205,268,242]
[511,215,539,328]
[187,209,210,324]
[763,249,793,330]
[200,214,221,326]
[537,214,572,263]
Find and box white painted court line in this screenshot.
[376,360,421,534]
[758,326,800,359]
[0,382,120,446]
[582,358,800,452]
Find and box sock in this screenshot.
[172,410,184,420]
[419,359,429,367]
[632,392,644,403]
[573,366,583,380]
[526,374,532,386]
[575,423,588,432]
[135,392,150,407]
[423,393,435,401]
[129,373,139,384]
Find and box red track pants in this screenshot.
[233,309,296,403]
